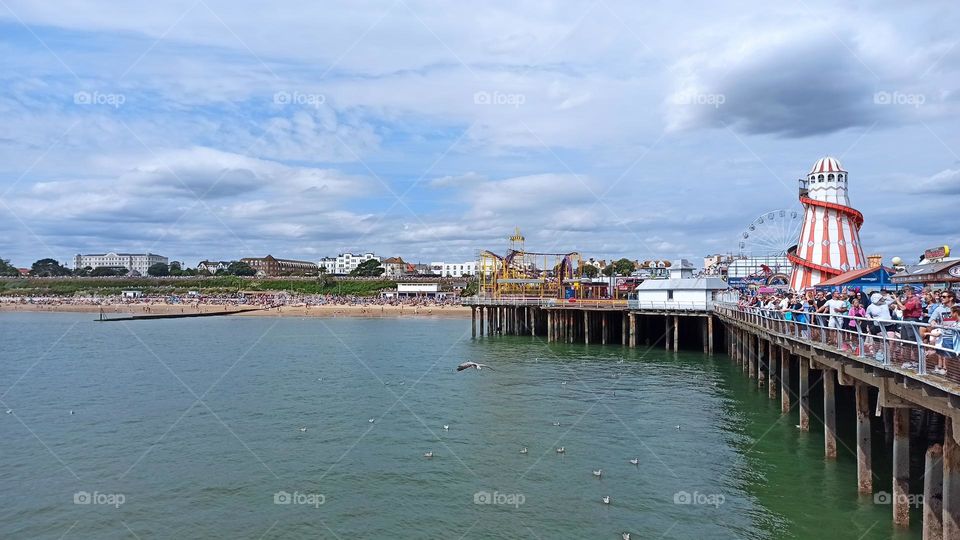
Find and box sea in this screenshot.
[0,312,921,539]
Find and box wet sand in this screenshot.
[0,302,472,319]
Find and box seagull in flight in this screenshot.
[622,533,631,540]
[456,361,494,372]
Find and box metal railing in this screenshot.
[461,296,628,309]
[714,302,960,384]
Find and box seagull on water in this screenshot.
[622,533,631,540]
[69,410,74,415]
[520,447,528,454]
[5,409,11,414]
[368,418,375,423]
[556,447,565,454]
[443,425,449,431]
[424,451,434,458]
[602,495,611,504]
[561,381,567,385]
[553,420,561,427]
[593,469,603,478]
[299,427,307,432]
[629,458,639,465]
[675,425,681,430]
[456,361,494,372]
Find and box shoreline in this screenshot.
[0,303,472,319]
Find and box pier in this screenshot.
[463,295,960,536]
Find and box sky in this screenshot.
[1,0,958,268]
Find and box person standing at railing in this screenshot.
[817,290,849,329]
[894,286,923,341]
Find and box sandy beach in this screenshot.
[0,302,472,319]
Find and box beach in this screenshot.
[0,302,472,318]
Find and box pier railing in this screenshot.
[626,300,713,311]
[462,296,628,309]
[714,302,960,385]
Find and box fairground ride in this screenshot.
[478,228,583,299]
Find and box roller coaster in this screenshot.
[478,229,584,299]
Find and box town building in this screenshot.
[329,252,380,274]
[318,257,337,274]
[382,257,408,278]
[74,252,168,276]
[197,260,230,274]
[239,255,318,277]
[430,261,478,277]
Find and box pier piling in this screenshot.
[944,419,960,537]
[824,368,837,460]
[855,382,872,494]
[799,358,810,432]
[893,407,911,527]
[781,349,791,414]
[924,443,944,540]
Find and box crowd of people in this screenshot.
[736,285,959,376]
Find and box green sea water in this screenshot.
[0,313,921,538]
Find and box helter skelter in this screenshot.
[788,157,866,290]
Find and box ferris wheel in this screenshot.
[737,209,804,256]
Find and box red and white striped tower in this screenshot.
[788,156,866,290]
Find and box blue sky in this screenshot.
[1,0,958,268]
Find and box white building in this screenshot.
[430,261,477,277]
[327,252,380,274]
[380,282,447,299]
[74,252,168,276]
[382,257,408,278]
[197,260,230,273]
[628,259,728,311]
[318,257,337,273]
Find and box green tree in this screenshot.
[601,265,614,277]
[90,266,126,277]
[0,257,19,276]
[147,262,170,277]
[226,261,256,276]
[460,278,479,297]
[29,258,72,277]
[613,258,636,276]
[581,264,599,278]
[73,266,93,277]
[169,261,183,276]
[350,259,385,277]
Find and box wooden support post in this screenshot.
[781,349,791,413]
[602,312,608,345]
[944,418,960,538]
[855,382,872,494]
[702,319,708,354]
[799,358,810,432]
[673,316,679,351]
[925,443,944,540]
[621,313,627,346]
[824,368,837,460]
[757,339,767,388]
[471,307,477,338]
[546,311,552,342]
[629,314,636,348]
[585,311,591,345]
[665,317,670,351]
[893,407,911,527]
[768,345,778,400]
[748,336,757,380]
[707,316,714,355]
